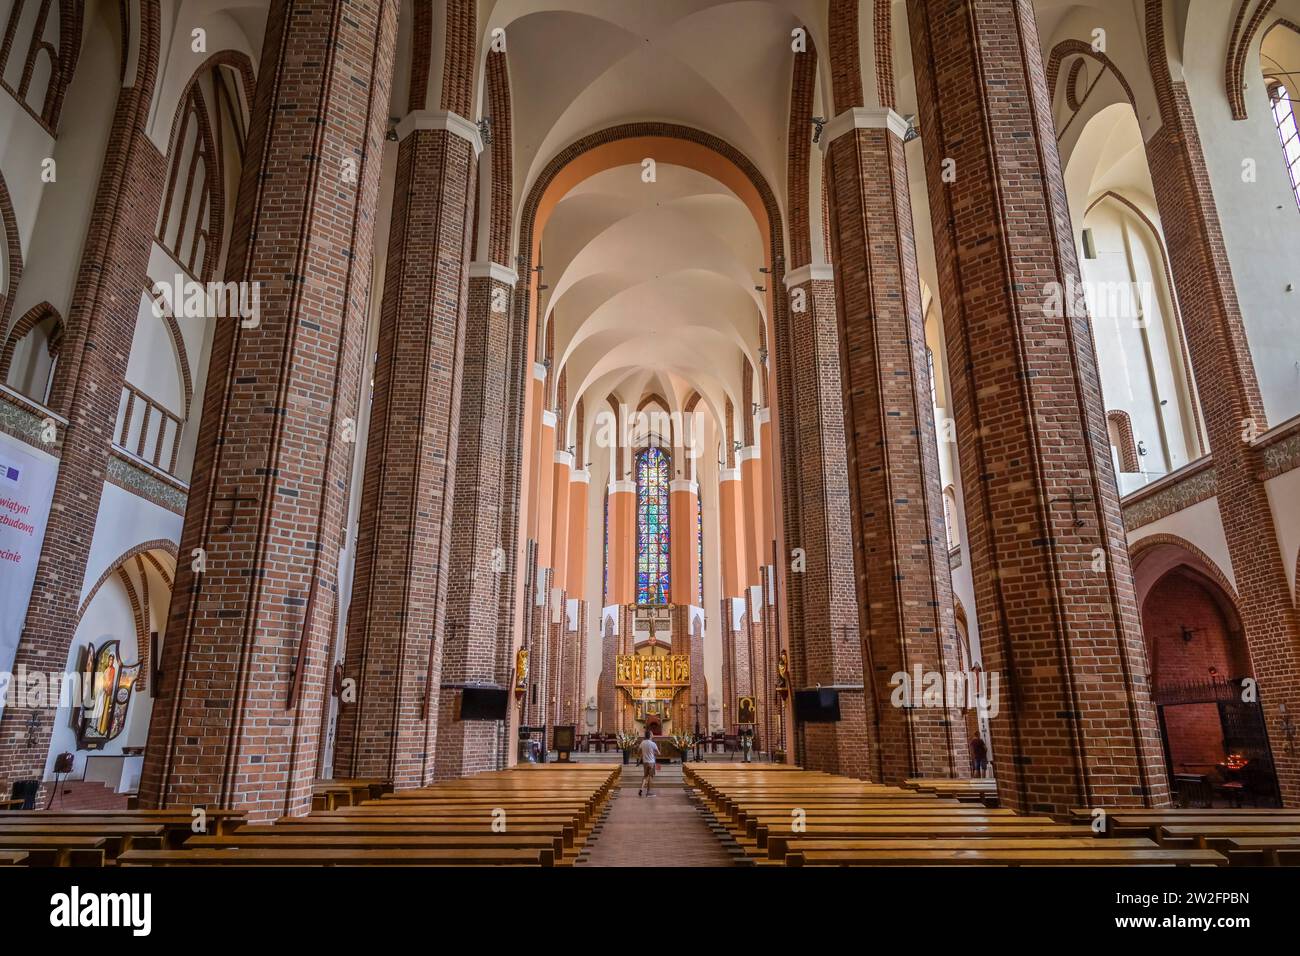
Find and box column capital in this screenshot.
[570,469,592,484]
[533,362,548,381]
[541,409,557,428]
[737,445,759,464]
[610,479,635,495]
[783,264,835,288]
[719,468,741,483]
[554,450,574,468]
[468,260,519,285]
[396,109,484,155]
[820,106,910,150]
[670,479,699,494]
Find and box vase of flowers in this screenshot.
[616,731,639,764]
[669,733,697,764]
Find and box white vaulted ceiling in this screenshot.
[542,162,765,440]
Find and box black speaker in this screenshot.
[53,752,74,774]
[460,686,509,721]
[793,688,842,723]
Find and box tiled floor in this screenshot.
[578,770,735,867]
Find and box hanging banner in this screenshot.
[0,434,59,719]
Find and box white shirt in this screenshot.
[639,738,659,765]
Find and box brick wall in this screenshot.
[0,8,163,792]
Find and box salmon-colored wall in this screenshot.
[719,471,744,599]
[609,481,636,604]
[567,472,590,601]
[550,452,573,590]
[670,480,700,607]
[739,448,761,587]
[758,410,774,562]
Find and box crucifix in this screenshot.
[1048,488,1093,528]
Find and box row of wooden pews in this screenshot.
[684,764,1228,867]
[115,765,619,867]
[0,766,616,867]
[1067,807,1300,865]
[0,808,243,866]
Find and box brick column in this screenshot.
[719,598,735,732]
[781,267,871,778]
[822,105,966,782]
[0,42,165,788]
[1144,0,1300,805]
[435,261,517,780]
[330,110,478,788]
[608,479,635,604]
[599,613,618,732]
[908,0,1169,813]
[140,0,399,819]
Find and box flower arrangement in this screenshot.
[669,733,698,759]
[616,731,641,752]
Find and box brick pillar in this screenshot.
[0,48,165,788]
[907,0,1169,813]
[523,567,551,728]
[599,613,618,732]
[331,111,478,788]
[140,0,399,819]
[689,615,707,736]
[435,262,517,780]
[822,106,965,783]
[720,598,736,732]
[546,591,566,727]
[1144,0,1300,806]
[781,268,872,778]
[608,480,635,604]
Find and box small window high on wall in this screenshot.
[1271,84,1300,212]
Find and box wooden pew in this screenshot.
[763,823,1085,859]
[785,844,1226,866]
[186,832,565,860]
[0,850,28,865]
[118,846,552,866]
[0,835,107,866]
[1222,837,1300,866]
[0,809,244,836]
[0,823,166,854]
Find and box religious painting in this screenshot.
[636,447,670,604]
[737,695,756,725]
[73,641,142,751]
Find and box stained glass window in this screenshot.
[636,447,670,604]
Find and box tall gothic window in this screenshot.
[1272,84,1300,212]
[636,447,670,604]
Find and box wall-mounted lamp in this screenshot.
[811,116,826,144]
[1180,625,1203,644]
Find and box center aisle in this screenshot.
[577,764,736,867]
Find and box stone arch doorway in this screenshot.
[1133,539,1282,807]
